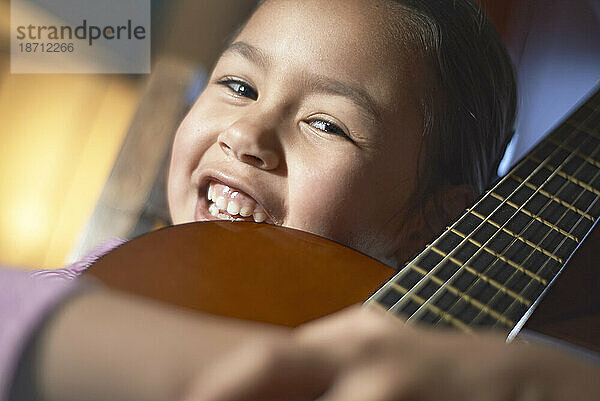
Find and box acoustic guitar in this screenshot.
[86,86,600,351]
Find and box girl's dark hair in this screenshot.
[389,0,517,215]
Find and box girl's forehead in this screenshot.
[244,0,397,55]
[235,0,425,118]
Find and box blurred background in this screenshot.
[1,0,258,268]
[0,0,598,268]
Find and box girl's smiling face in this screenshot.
[168,0,429,265]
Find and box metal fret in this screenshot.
[372,280,471,331]
[566,119,600,141]
[546,137,600,170]
[383,255,489,328]
[410,263,515,327]
[489,191,580,242]
[529,155,600,197]
[468,209,563,263]
[512,173,594,221]
[449,228,547,284]
[429,246,530,307]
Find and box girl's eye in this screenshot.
[308,119,349,138]
[218,78,258,100]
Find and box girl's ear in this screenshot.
[394,185,475,267]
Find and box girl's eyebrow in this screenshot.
[224,41,271,69]
[307,74,381,122]
[223,41,381,122]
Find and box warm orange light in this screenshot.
[0,74,140,268]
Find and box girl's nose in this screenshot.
[217,118,280,170]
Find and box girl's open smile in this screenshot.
[194,176,274,224]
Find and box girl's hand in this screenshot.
[182,305,600,401]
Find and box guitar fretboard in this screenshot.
[366,87,600,338]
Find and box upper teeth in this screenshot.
[207,182,269,223]
[227,201,240,215]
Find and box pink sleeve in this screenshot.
[0,238,126,399]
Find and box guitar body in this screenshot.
[86,219,599,350]
[86,221,395,327]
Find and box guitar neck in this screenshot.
[366,87,600,340]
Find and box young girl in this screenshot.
[3,0,599,400]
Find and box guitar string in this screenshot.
[487,96,600,325]
[407,97,600,326]
[405,129,594,326]
[363,90,598,319]
[379,124,582,326]
[467,129,600,327]
[479,138,600,326]
[374,91,598,328]
[410,95,600,327]
[490,101,600,328]
[496,191,600,330]
[446,109,600,327]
